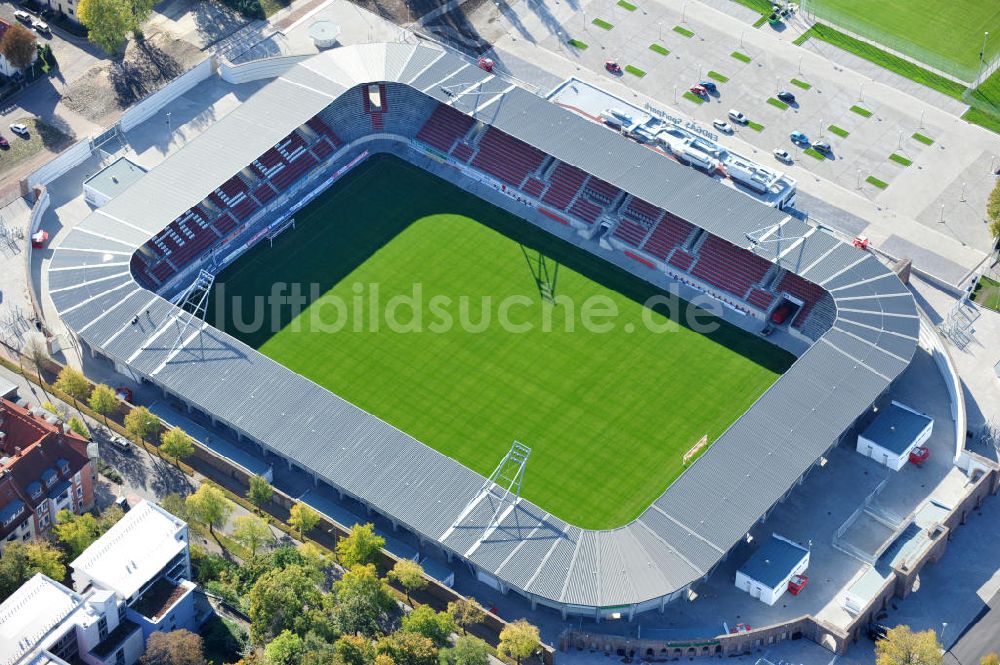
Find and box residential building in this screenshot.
[0,398,95,552]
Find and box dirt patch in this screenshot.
[61,31,204,124]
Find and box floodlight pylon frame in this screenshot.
[448,441,531,540]
[164,269,216,355]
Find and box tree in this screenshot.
[0,23,36,72]
[185,484,232,535]
[0,541,65,602]
[376,632,437,665]
[497,620,540,665]
[67,416,90,439]
[336,523,385,568]
[264,630,303,665]
[124,405,160,461]
[247,564,323,643]
[289,502,320,540]
[332,635,374,665]
[232,515,273,557]
[875,626,942,665]
[247,475,274,514]
[53,509,101,559]
[141,629,206,665]
[400,605,455,648]
[54,366,90,411]
[440,636,490,665]
[77,0,138,53]
[982,654,1000,665]
[21,333,51,400]
[389,559,426,604]
[160,427,195,467]
[447,598,486,636]
[88,384,118,426]
[160,493,188,521]
[332,564,397,638]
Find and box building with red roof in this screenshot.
[0,398,95,551]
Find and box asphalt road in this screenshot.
[946,590,1000,665]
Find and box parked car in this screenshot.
[31,19,50,34]
[14,10,32,23]
[812,140,832,153]
[728,109,748,124]
[698,80,717,92]
[776,90,796,104]
[790,130,809,144]
[689,84,708,96]
[0,135,8,149]
[9,123,29,137]
[477,57,494,72]
[604,60,622,74]
[770,302,794,324]
[773,148,792,163]
[712,119,733,133]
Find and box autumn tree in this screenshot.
[388,559,426,603]
[0,541,65,602]
[88,384,119,426]
[141,630,205,665]
[289,502,320,540]
[185,484,232,535]
[0,23,36,72]
[982,654,1000,665]
[21,333,51,400]
[447,597,486,636]
[440,636,490,665]
[331,564,397,638]
[875,626,942,665]
[247,475,273,514]
[54,366,90,412]
[264,630,302,665]
[336,523,384,568]
[160,427,195,467]
[124,405,159,456]
[400,605,456,648]
[498,620,540,665]
[53,506,124,559]
[77,0,154,53]
[247,563,323,643]
[332,635,374,665]
[233,515,273,557]
[377,632,437,665]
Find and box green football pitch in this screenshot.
[209,154,794,529]
[805,0,1000,78]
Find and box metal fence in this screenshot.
[798,0,998,85]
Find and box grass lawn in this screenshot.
[649,43,670,55]
[912,132,934,145]
[767,97,789,110]
[790,79,812,90]
[889,153,913,167]
[210,155,792,529]
[731,51,752,63]
[0,118,71,177]
[673,25,694,38]
[866,175,889,189]
[965,69,1000,134]
[617,0,637,10]
[752,15,767,28]
[592,18,614,29]
[850,104,873,117]
[804,148,826,160]
[682,91,705,104]
[803,0,1000,77]
[625,65,646,78]
[567,38,589,49]
[746,120,765,131]
[828,125,849,137]
[793,24,966,101]
[972,275,1000,312]
[707,71,729,83]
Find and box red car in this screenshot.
[770,302,794,324]
[0,135,8,149]
[115,386,134,403]
[477,57,494,72]
[689,84,708,96]
[605,60,622,74]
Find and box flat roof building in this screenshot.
[735,534,810,606]
[83,157,147,208]
[857,401,934,471]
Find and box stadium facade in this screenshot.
[48,43,919,619]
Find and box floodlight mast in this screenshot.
[163,269,216,355]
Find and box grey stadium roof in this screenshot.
[49,43,919,610]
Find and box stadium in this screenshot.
[48,42,919,620]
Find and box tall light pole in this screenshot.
[859,82,865,101]
[166,111,171,132]
[978,32,990,84]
